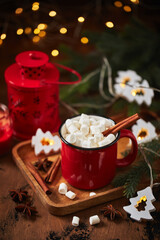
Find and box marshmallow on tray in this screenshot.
[58,183,68,195]
[72,216,80,226]
[62,114,116,149]
[65,190,76,200]
[89,215,100,225]
[89,192,96,197]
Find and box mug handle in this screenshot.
[116,129,138,168]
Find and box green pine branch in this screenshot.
[112,137,160,198]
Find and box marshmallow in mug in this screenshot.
[62,114,116,148]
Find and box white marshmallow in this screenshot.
[72,216,80,226]
[79,114,90,126]
[105,119,114,127]
[98,120,106,132]
[88,137,97,148]
[63,114,115,149]
[75,138,82,147]
[73,120,81,129]
[74,131,83,138]
[80,124,89,135]
[88,137,95,145]
[90,118,98,125]
[58,183,68,194]
[65,119,72,128]
[89,215,100,225]
[61,124,67,136]
[82,140,91,148]
[90,125,101,135]
[106,134,116,142]
[94,133,103,143]
[98,138,110,147]
[89,192,96,197]
[65,191,76,199]
[66,134,76,144]
[68,124,78,134]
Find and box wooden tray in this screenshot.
[12,139,136,216]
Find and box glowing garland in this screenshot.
[0,0,137,56]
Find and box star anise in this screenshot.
[15,202,38,217]
[34,158,52,172]
[9,189,28,203]
[100,204,123,220]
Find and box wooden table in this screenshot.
[0,135,160,240]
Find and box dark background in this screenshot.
[0,0,160,113]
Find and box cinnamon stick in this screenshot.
[45,156,61,183]
[103,113,140,137]
[26,162,52,195]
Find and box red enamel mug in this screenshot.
[59,115,138,190]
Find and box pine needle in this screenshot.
[112,137,160,198]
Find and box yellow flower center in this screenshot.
[41,138,55,146]
[120,77,130,88]
[137,128,148,141]
[131,88,145,96]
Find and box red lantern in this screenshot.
[5,51,81,139]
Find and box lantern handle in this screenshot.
[45,63,81,85]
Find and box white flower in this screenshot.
[121,80,154,106]
[114,70,141,95]
[132,119,157,144]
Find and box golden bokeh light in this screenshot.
[49,10,57,17]
[59,27,67,34]
[114,1,123,7]
[24,27,32,34]
[130,0,139,4]
[17,28,23,35]
[38,31,46,37]
[123,5,132,12]
[51,49,59,57]
[37,23,47,30]
[32,36,40,43]
[81,37,89,44]
[1,34,6,40]
[78,16,85,23]
[105,21,114,28]
[33,2,39,6]
[0,39,3,45]
[32,2,39,11]
[15,8,23,14]
[34,28,40,34]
